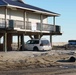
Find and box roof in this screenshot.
[0,0,7,5]
[0,0,60,16]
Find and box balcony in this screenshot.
[9,20,32,30]
[37,23,61,33]
[0,19,32,30]
[0,19,61,33]
[0,19,5,28]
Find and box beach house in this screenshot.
[0,0,62,52]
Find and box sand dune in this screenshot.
[0,50,76,75]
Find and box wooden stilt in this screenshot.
[4,32,7,52]
[50,35,52,47]
[21,34,24,50]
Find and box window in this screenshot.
[41,40,49,45]
[68,40,76,45]
[33,40,39,44]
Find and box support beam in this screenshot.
[40,34,43,38]
[53,16,56,32]
[29,35,33,39]
[50,35,52,47]
[21,34,24,50]
[3,32,7,52]
[7,34,12,51]
[5,7,7,28]
[3,7,7,52]
[24,10,26,29]
[34,35,39,39]
[18,35,20,50]
[40,14,43,31]
[34,35,43,39]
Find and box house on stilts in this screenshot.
[0,0,62,52]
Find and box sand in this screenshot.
[0,50,76,75]
[60,73,76,75]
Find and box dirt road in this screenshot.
[0,65,76,75]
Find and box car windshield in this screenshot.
[41,40,50,45]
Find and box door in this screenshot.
[25,40,34,50]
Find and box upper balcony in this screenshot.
[37,23,61,33]
[0,19,31,31]
[0,18,61,34]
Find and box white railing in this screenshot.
[0,19,32,30]
[37,23,60,32]
[0,19,60,33]
[0,19,6,28]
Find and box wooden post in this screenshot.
[50,35,52,47]
[18,35,20,50]
[4,32,7,52]
[5,7,7,28]
[34,35,42,39]
[3,7,7,52]
[21,34,24,50]
[7,34,12,51]
[34,35,38,39]
[40,14,43,31]
[29,35,33,39]
[24,11,26,29]
[53,16,56,32]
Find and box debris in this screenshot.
[69,56,75,62]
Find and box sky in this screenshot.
[22,0,76,43]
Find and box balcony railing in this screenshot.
[0,19,31,30]
[26,21,31,30]
[37,23,61,33]
[0,19,5,28]
[9,20,31,30]
[0,19,61,33]
[14,20,24,29]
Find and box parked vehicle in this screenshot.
[68,40,76,45]
[24,39,52,51]
[64,40,76,50]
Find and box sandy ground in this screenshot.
[0,50,76,75]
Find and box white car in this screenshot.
[25,39,52,51]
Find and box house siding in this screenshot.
[28,13,48,24]
[7,9,24,21]
[43,15,48,23]
[0,8,48,23]
[27,12,48,30]
[0,8,24,21]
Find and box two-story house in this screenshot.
[0,0,62,52]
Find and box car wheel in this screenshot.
[33,47,39,51]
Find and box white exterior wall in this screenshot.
[27,13,40,24]
[0,8,24,21]
[0,7,48,23]
[43,15,48,23]
[7,9,23,21]
[0,7,48,31]
[28,13,48,24]
[27,13,48,30]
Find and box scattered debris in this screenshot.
[68,56,75,62]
